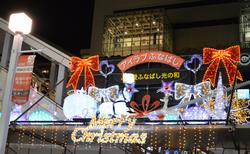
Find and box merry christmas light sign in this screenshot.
[71,116,147,144]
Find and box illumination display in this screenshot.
[10,105,27,121]
[71,116,147,144]
[88,85,119,102]
[122,73,135,84]
[184,54,202,74]
[63,90,98,119]
[237,89,250,99]
[28,110,54,121]
[99,60,115,78]
[175,81,211,104]
[202,45,243,87]
[181,106,210,124]
[163,113,179,124]
[66,55,100,90]
[130,95,161,117]
[124,83,139,97]
[157,81,174,95]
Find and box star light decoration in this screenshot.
[157,81,174,95]
[125,83,139,96]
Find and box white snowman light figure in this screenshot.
[63,88,98,120]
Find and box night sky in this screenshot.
[0,0,95,56]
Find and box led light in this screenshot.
[122,73,135,84]
[28,110,54,122]
[63,91,97,119]
[9,12,32,34]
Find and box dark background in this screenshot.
[0,0,95,56]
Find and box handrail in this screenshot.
[0,18,71,68]
[0,65,63,109]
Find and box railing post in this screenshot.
[55,64,67,106]
[0,32,12,68]
[49,62,57,88]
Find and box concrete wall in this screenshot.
[174,24,239,52]
[82,0,240,56]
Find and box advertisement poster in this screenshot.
[12,55,36,105]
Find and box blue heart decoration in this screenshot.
[184,54,202,74]
[99,60,115,78]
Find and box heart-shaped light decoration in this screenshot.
[99,60,115,78]
[184,54,202,74]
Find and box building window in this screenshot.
[102,9,172,57]
[240,2,250,48]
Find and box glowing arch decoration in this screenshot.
[117,51,185,72]
[203,45,243,87]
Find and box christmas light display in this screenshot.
[10,105,27,121]
[88,85,119,102]
[175,81,211,104]
[230,99,250,124]
[28,110,54,122]
[99,60,115,78]
[163,113,179,124]
[66,55,100,90]
[212,72,227,120]
[230,93,250,124]
[130,95,161,117]
[184,54,202,74]
[124,83,139,98]
[181,106,210,124]
[71,116,147,144]
[202,45,243,87]
[157,81,174,95]
[63,89,98,119]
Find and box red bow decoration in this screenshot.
[203,45,243,87]
[66,56,100,91]
[130,95,161,117]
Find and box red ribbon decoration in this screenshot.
[66,56,100,91]
[203,45,243,87]
[130,95,161,117]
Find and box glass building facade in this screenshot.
[102,9,173,57]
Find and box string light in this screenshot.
[21,126,25,149]
[193,127,197,152]
[212,125,216,148]
[206,124,212,151]
[164,126,168,149]
[32,127,35,145]
[43,125,46,146]
[178,126,182,150]
[197,126,202,150]
[182,126,186,150]
[154,126,158,149]
[53,126,58,147]
[168,126,172,150]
